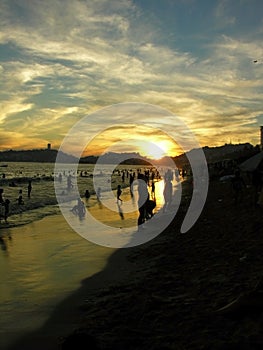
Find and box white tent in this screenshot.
[239,151,263,172]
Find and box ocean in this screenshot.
[0,161,181,349]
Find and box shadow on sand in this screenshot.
[8,246,136,350]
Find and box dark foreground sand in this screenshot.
[9,178,263,350]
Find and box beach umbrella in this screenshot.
[239,151,263,172]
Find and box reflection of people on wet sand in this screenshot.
[117,202,124,220]
[71,198,86,218]
[96,187,102,209]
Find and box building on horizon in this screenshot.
[47,143,51,150]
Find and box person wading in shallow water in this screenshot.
[16,189,24,205]
[27,180,32,198]
[2,199,10,223]
[71,198,86,218]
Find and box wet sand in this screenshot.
[8,178,263,350]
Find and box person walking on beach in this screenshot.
[27,180,32,198]
[137,174,149,226]
[117,185,123,204]
[163,175,173,212]
[129,173,135,197]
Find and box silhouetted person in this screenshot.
[129,173,135,197]
[58,173,62,183]
[137,174,149,226]
[71,198,86,218]
[67,175,73,191]
[27,180,32,198]
[2,199,10,223]
[163,177,173,212]
[0,188,4,204]
[85,189,91,199]
[145,196,156,219]
[96,187,101,201]
[17,190,24,205]
[117,185,123,203]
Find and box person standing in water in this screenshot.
[17,189,24,205]
[71,198,86,218]
[27,180,32,198]
[2,199,10,223]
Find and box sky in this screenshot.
[0,0,263,158]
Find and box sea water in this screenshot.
[0,162,181,349]
[0,215,115,349]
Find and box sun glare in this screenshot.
[137,140,174,160]
[80,125,181,159]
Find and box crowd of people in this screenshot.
[0,180,32,224]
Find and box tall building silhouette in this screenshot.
[47,143,51,150]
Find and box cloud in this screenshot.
[214,0,236,27]
[0,0,263,153]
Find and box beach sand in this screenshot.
[8,177,263,350]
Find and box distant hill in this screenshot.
[0,149,78,163]
[172,143,258,168]
[0,149,151,165]
[80,152,151,165]
[0,143,259,165]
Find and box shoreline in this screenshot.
[0,163,164,230]
[0,172,167,231]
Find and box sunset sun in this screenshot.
[136,139,177,160]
